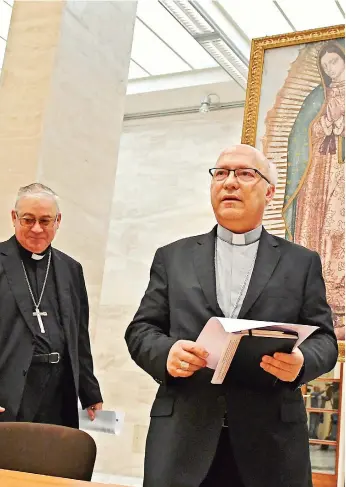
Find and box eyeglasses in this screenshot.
[209,167,271,184]
[16,212,58,229]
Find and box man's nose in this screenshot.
[223,171,239,188]
[31,221,44,233]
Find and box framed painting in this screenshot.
[242,24,345,486]
[241,25,345,356]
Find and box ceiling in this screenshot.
[128,0,345,88]
[126,0,344,114]
[0,0,344,104]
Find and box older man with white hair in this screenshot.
[0,183,102,427]
[125,144,337,487]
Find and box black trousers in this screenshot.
[200,428,245,487]
[17,359,72,426]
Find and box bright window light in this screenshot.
[0,37,6,70]
[128,60,150,79]
[131,18,193,75]
[137,0,217,69]
[277,0,344,31]
[0,0,13,41]
[217,0,294,38]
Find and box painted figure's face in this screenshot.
[321,51,345,82]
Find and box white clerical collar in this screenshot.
[217,224,262,246]
[16,238,49,261]
[31,253,46,261]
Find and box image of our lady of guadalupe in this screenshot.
[283,39,345,339]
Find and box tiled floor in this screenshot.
[91,472,143,486]
[310,444,336,473]
[92,447,335,483]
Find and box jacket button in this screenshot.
[23,370,27,376]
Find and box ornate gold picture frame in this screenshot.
[241,25,345,361]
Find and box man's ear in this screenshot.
[11,210,17,226]
[265,184,275,206]
[56,213,62,229]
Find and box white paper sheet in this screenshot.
[78,409,125,435]
[196,318,319,384]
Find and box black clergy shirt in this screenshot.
[16,240,65,356]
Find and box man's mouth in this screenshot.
[222,195,241,202]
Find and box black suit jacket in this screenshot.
[125,227,338,487]
[0,237,102,427]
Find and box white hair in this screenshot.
[218,144,278,186]
[15,183,60,212]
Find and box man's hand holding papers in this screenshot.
[167,340,209,378]
[260,347,305,382]
[197,318,317,385]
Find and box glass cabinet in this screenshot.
[302,344,344,487]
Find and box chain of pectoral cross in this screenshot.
[21,250,52,334]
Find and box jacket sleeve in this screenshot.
[298,251,338,385]
[78,264,103,409]
[125,248,177,385]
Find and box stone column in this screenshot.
[0,0,137,331]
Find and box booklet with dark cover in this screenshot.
[196,318,318,385]
[226,329,298,388]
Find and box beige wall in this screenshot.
[0,0,137,332]
[92,108,244,477]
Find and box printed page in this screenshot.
[78,409,125,435]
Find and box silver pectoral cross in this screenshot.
[33,308,47,333]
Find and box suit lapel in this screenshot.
[193,227,224,317]
[52,249,72,339]
[1,237,37,335]
[238,229,280,318]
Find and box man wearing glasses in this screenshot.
[125,144,337,487]
[0,183,102,427]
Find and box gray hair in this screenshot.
[218,144,278,186]
[15,183,60,212]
